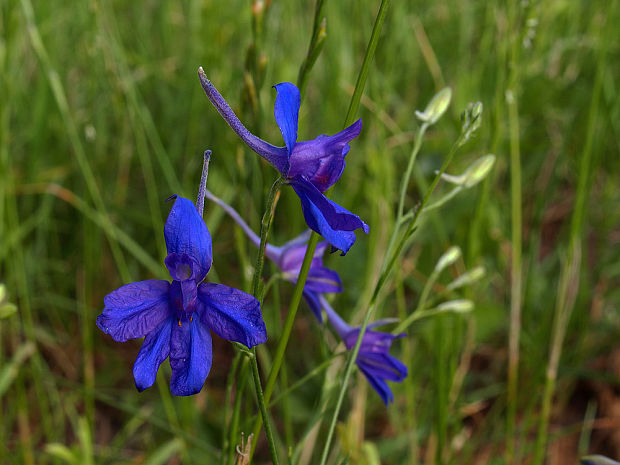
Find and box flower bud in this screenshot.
[434,246,461,274]
[447,266,485,291]
[415,87,452,125]
[460,101,483,144]
[463,154,495,187]
[437,299,474,313]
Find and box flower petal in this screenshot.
[197,283,267,348]
[303,290,323,323]
[305,266,343,294]
[132,318,173,392]
[290,177,369,255]
[279,240,328,274]
[273,82,301,157]
[358,352,408,381]
[358,364,395,405]
[169,319,213,396]
[288,119,362,192]
[96,280,171,342]
[164,196,212,282]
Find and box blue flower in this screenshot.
[204,189,341,323]
[199,69,369,255]
[96,196,267,396]
[320,296,408,405]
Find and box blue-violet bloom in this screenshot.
[204,189,341,322]
[96,195,267,396]
[320,295,408,404]
[198,68,369,255]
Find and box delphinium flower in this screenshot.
[203,189,341,322]
[320,295,408,405]
[198,68,369,255]
[96,155,267,396]
[203,190,407,403]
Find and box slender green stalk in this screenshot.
[250,1,393,460]
[249,232,321,455]
[320,121,466,465]
[532,8,609,462]
[343,0,392,127]
[251,177,284,303]
[505,3,522,460]
[245,177,283,465]
[297,0,328,98]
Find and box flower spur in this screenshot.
[96,153,267,396]
[198,68,369,255]
[203,189,406,403]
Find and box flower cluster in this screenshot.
[204,189,407,403]
[97,76,406,405]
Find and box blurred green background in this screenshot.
[1,0,619,463]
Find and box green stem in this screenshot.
[252,177,284,303]
[249,350,278,465]
[343,0,392,128]
[250,232,321,456]
[297,0,327,98]
[246,177,283,465]
[506,4,522,461]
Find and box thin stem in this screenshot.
[343,0,392,128]
[505,4,522,460]
[251,177,284,303]
[250,232,321,456]
[297,0,327,98]
[249,350,278,465]
[318,1,394,463]
[397,124,428,219]
[245,176,283,465]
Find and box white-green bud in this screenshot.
[447,266,485,291]
[460,101,483,144]
[463,154,495,187]
[415,87,452,125]
[437,299,474,313]
[434,246,462,274]
[0,303,17,319]
[440,154,496,188]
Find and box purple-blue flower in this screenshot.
[320,296,408,405]
[96,195,267,396]
[204,189,341,322]
[198,68,369,255]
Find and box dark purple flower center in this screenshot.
[170,279,198,319]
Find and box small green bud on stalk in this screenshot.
[415,87,452,125]
[434,246,462,274]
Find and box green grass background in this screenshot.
[1,0,619,463]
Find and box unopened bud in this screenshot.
[434,246,461,274]
[437,299,474,313]
[463,154,495,187]
[447,266,485,291]
[415,87,452,125]
[460,101,483,144]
